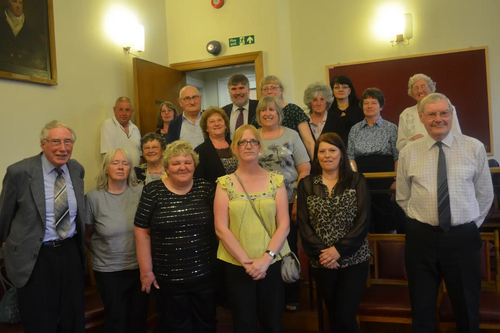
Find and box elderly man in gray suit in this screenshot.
[0,120,86,333]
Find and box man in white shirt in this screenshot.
[166,85,205,148]
[100,97,142,166]
[396,93,493,333]
[222,74,258,139]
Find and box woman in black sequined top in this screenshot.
[134,140,217,333]
[297,133,371,333]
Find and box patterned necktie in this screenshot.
[436,142,451,232]
[235,107,244,130]
[54,168,71,238]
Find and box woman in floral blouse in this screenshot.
[297,132,370,333]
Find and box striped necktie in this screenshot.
[436,142,451,232]
[54,168,71,238]
[235,107,244,130]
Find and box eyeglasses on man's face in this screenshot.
[237,139,260,147]
[46,139,74,147]
[423,110,450,119]
[180,95,201,102]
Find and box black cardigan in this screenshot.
[194,138,231,184]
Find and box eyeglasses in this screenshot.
[333,84,350,90]
[261,85,280,93]
[237,139,260,147]
[161,109,174,114]
[46,139,74,147]
[180,95,201,102]
[423,111,450,119]
[412,84,428,91]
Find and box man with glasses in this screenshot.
[0,120,86,333]
[222,74,258,139]
[397,93,493,333]
[167,85,205,148]
[100,96,142,166]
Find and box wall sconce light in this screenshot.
[391,13,413,46]
[123,24,145,56]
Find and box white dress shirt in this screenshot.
[396,132,493,227]
[229,102,250,139]
[100,116,142,167]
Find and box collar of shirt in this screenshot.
[423,131,454,150]
[111,115,133,130]
[307,111,328,126]
[231,101,249,113]
[361,115,384,128]
[41,153,69,177]
[182,110,204,123]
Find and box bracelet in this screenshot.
[265,250,276,259]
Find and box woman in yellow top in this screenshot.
[214,124,290,333]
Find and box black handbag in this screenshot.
[0,265,20,324]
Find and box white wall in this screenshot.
[0,0,169,191]
[165,0,500,158]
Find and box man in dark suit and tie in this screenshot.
[222,74,258,139]
[0,120,86,333]
[397,93,493,333]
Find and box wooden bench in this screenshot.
[357,233,413,327]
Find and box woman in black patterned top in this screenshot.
[134,140,217,333]
[297,133,370,333]
[194,106,238,184]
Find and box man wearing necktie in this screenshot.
[396,93,493,333]
[0,120,86,333]
[222,74,258,139]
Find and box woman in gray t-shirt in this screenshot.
[85,148,148,333]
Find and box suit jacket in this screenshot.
[0,154,86,288]
[222,99,259,134]
[166,114,183,144]
[194,138,231,184]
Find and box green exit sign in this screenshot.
[229,35,255,47]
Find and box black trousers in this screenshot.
[285,203,300,304]
[311,261,369,333]
[94,269,149,333]
[152,276,216,333]
[405,218,482,333]
[225,261,284,333]
[17,237,85,333]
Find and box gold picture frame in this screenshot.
[0,0,57,85]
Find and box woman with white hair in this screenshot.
[396,73,461,151]
[85,148,149,333]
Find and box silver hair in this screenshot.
[303,83,334,112]
[39,120,76,142]
[179,85,199,98]
[407,73,436,98]
[96,148,138,190]
[418,93,453,114]
[114,96,132,106]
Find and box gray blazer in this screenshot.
[0,153,86,288]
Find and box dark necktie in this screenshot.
[436,142,451,232]
[235,107,244,130]
[54,168,71,238]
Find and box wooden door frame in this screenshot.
[169,51,264,99]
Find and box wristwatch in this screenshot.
[265,250,276,259]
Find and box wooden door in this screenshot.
[133,58,186,135]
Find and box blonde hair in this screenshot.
[231,125,263,158]
[96,148,137,190]
[255,96,284,126]
[162,141,199,168]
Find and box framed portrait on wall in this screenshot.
[0,0,57,85]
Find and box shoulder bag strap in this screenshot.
[234,173,283,259]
